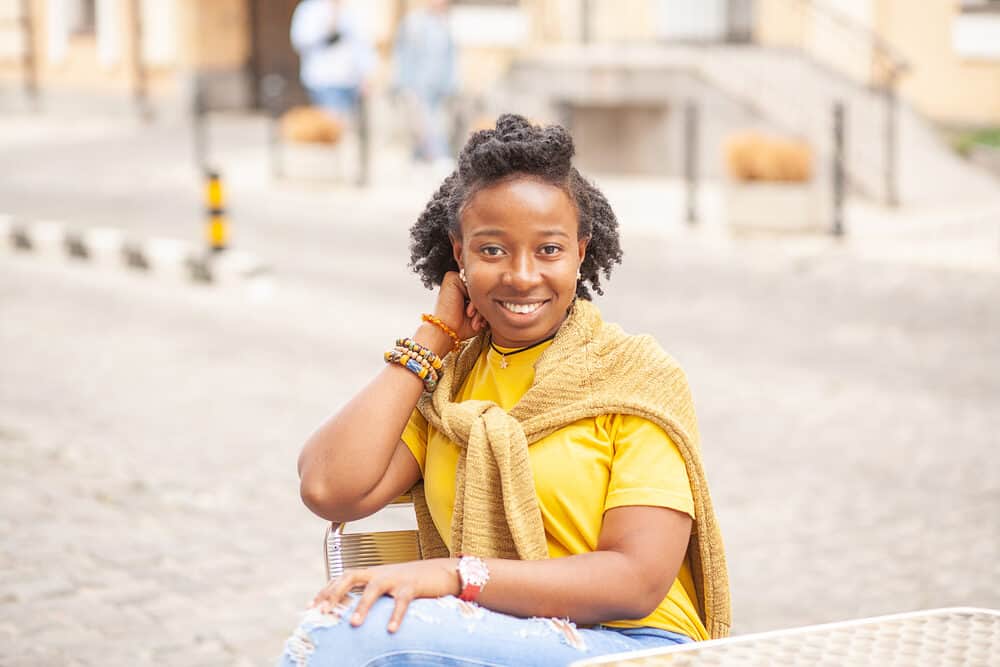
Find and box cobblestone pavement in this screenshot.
[3,230,999,665]
[2,113,999,665]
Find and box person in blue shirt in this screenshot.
[291,0,376,118]
[393,0,458,162]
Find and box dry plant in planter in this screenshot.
[723,132,828,234]
[280,106,346,145]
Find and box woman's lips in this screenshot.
[498,300,547,315]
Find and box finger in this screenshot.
[315,570,365,609]
[351,579,389,627]
[311,578,340,607]
[387,587,415,633]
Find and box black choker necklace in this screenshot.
[489,334,556,369]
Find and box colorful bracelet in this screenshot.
[421,313,461,352]
[384,348,438,392]
[385,347,439,384]
[395,337,444,370]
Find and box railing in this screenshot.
[665,0,909,205]
[752,0,909,205]
[574,0,908,205]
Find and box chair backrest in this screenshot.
[324,493,423,580]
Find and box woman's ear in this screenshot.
[577,236,590,265]
[450,233,463,270]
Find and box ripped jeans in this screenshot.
[277,594,691,667]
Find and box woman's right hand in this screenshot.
[434,270,486,342]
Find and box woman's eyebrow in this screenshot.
[470,228,508,238]
[469,228,571,239]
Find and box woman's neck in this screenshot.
[488,314,568,349]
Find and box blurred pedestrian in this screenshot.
[392,0,458,163]
[291,0,376,120]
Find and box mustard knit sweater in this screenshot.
[412,299,731,639]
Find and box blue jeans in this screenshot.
[401,90,450,162]
[308,86,359,115]
[277,594,691,666]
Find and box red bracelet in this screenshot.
[457,555,489,602]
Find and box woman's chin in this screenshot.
[486,302,562,345]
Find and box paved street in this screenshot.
[2,111,1000,665]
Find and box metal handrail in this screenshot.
[788,0,909,78]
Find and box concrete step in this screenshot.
[505,43,998,206]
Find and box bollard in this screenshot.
[684,100,700,225]
[832,102,846,237]
[20,0,40,111]
[883,74,899,208]
[192,86,210,173]
[261,74,287,180]
[204,170,229,253]
[356,94,370,187]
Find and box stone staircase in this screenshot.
[502,43,998,207]
[684,44,998,206]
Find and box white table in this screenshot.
[571,607,999,666]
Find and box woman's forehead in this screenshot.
[461,177,576,232]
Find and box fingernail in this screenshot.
[388,622,398,633]
[352,613,361,624]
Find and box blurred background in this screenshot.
[1,1,999,665]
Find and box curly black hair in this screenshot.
[408,113,623,300]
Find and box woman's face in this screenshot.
[452,177,589,348]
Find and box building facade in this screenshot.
[1,0,997,126]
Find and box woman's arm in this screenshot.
[298,272,483,522]
[478,505,692,623]
[296,364,429,522]
[316,504,693,631]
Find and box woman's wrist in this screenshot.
[413,323,454,359]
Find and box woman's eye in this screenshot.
[540,245,562,255]
[481,246,503,257]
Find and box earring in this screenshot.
[459,268,467,284]
[576,269,582,281]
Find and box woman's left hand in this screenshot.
[311,558,459,633]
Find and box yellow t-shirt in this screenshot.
[401,339,709,641]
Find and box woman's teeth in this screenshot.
[501,302,543,314]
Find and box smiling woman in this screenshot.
[281,114,730,667]
[452,177,587,347]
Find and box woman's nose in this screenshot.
[503,253,540,290]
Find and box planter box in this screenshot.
[969,145,1000,179]
[724,180,831,235]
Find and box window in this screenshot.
[960,0,1000,12]
[68,0,97,36]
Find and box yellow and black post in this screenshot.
[204,170,229,253]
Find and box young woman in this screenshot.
[279,115,730,667]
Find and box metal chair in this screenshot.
[324,493,423,580]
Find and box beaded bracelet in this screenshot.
[395,337,444,370]
[385,347,440,384]
[385,354,438,393]
[384,348,439,392]
[421,314,461,352]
